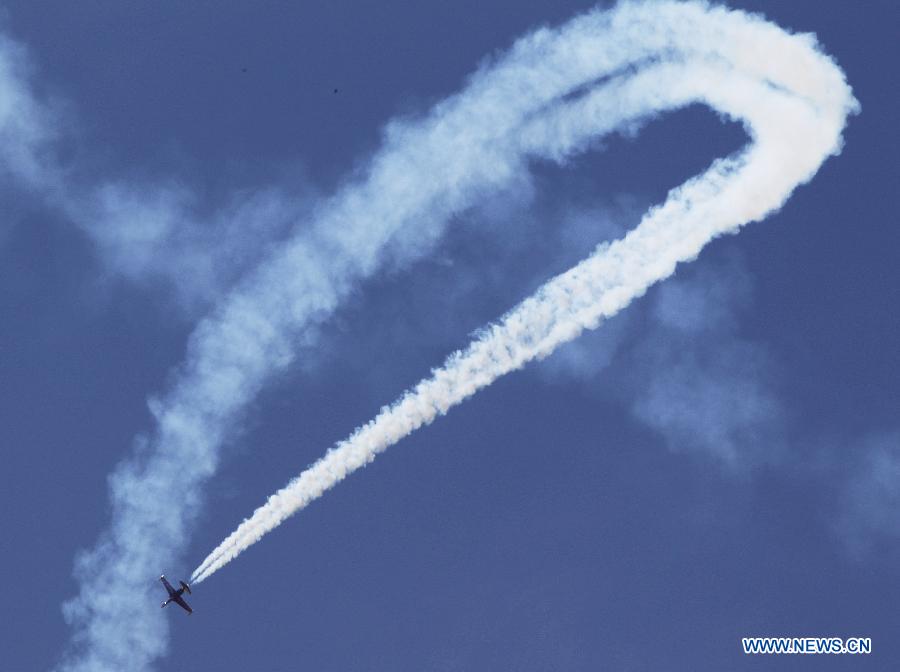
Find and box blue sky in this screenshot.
[1,1,897,670]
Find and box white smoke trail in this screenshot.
[191,1,857,583]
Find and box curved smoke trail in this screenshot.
[191,1,857,583]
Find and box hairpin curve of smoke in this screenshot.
[54,2,857,670]
[190,1,857,584]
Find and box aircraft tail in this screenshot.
[180,580,192,595]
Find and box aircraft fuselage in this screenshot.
[159,575,193,614]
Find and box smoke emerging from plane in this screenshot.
[190,1,857,584]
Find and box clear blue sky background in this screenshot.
[1,1,897,670]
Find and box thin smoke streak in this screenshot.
[191,2,856,583]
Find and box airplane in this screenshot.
[159,575,193,614]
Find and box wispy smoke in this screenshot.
[82,178,319,313]
[0,29,323,314]
[0,30,62,210]
[190,1,857,584]
[544,253,784,470]
[837,431,900,558]
[0,0,845,669]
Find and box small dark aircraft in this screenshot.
[159,575,193,614]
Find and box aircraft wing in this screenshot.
[159,576,176,596]
[172,594,193,614]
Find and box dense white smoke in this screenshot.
[190,1,857,583]
[14,1,850,670]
